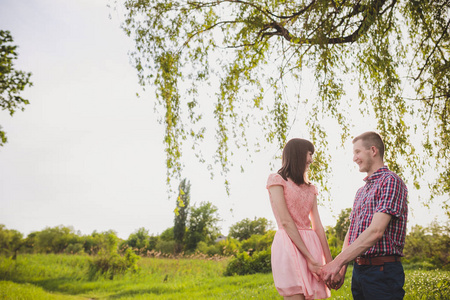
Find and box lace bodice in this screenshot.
[267,173,318,230]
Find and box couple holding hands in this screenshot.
[267,132,408,300]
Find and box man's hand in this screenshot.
[325,273,341,290]
[321,259,345,289]
[326,266,346,290]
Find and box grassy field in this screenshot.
[0,254,448,299]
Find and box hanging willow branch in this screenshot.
[117,0,450,212]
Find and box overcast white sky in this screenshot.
[0,0,447,239]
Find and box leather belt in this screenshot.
[355,256,401,265]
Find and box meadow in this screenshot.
[0,254,449,299]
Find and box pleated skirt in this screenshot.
[271,229,331,299]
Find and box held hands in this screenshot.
[326,269,345,290]
[307,258,346,290]
[320,260,346,290]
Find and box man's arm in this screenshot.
[322,212,392,282]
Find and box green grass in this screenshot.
[0,281,85,300]
[404,269,450,300]
[0,254,449,299]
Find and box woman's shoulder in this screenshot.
[310,183,319,195]
[301,183,319,195]
[266,173,287,189]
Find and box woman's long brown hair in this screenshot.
[277,138,315,185]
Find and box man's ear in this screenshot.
[370,146,378,157]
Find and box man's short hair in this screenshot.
[352,131,385,159]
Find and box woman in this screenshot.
[267,138,331,300]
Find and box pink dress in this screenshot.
[267,173,330,299]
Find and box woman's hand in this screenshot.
[307,259,322,281]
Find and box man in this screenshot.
[321,131,408,299]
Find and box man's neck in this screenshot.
[366,162,385,177]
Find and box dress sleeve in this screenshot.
[266,173,286,189]
[312,184,319,196]
[375,174,408,218]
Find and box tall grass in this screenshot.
[0,254,449,299]
[404,270,450,300]
[0,281,84,300]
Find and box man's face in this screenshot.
[353,140,373,173]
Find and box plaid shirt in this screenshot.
[348,166,408,257]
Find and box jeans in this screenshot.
[351,262,405,300]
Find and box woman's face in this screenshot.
[306,151,313,168]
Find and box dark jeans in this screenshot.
[351,262,405,300]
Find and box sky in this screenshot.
[0,0,447,240]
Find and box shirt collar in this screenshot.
[363,166,389,183]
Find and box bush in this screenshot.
[224,249,271,276]
[88,248,140,280]
[403,260,439,271]
[250,250,272,273]
[216,238,240,256]
[155,240,176,254]
[196,241,220,256]
[240,230,275,252]
[63,243,84,255]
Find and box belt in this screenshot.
[355,256,401,265]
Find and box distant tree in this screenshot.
[148,235,159,251]
[0,30,32,146]
[84,230,120,255]
[228,217,273,241]
[21,231,37,253]
[154,227,176,254]
[404,225,429,261]
[102,230,121,254]
[31,226,82,254]
[160,227,174,241]
[185,202,221,251]
[0,224,23,256]
[334,208,352,241]
[119,0,450,210]
[404,221,450,269]
[173,178,191,253]
[326,208,352,258]
[122,227,151,254]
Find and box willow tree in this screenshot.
[0,30,32,146]
[118,0,449,211]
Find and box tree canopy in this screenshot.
[228,217,273,241]
[0,30,32,146]
[118,1,450,210]
[185,202,221,251]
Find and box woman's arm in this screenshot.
[310,195,333,263]
[269,185,321,277]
